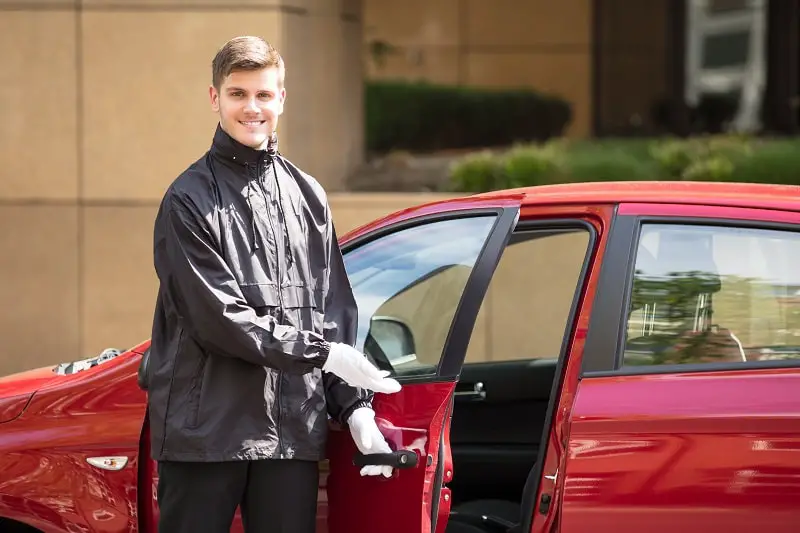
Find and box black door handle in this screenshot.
[353,449,419,469]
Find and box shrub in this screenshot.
[448,151,502,193]
[561,141,657,182]
[729,140,800,185]
[648,135,753,181]
[501,143,564,188]
[365,81,573,154]
[448,135,800,192]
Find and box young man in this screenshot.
[145,36,400,533]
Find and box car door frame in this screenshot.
[507,207,610,533]
[326,198,522,533]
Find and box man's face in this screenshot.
[209,67,286,150]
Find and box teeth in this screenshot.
[241,121,263,125]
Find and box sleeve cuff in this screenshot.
[341,399,373,425]
[315,340,332,368]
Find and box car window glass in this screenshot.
[624,223,800,366]
[464,228,591,364]
[344,215,498,377]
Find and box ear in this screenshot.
[209,84,220,113]
[277,87,286,116]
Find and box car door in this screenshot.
[323,199,521,533]
[564,203,800,532]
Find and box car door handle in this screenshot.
[454,381,486,401]
[353,449,419,469]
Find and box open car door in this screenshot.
[325,198,521,533]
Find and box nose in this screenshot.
[244,97,259,113]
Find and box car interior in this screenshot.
[358,226,593,533]
[443,358,557,533]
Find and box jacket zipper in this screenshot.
[258,156,285,458]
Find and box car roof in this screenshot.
[473,181,800,212]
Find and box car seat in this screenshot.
[446,463,539,533]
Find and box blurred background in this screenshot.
[1,0,798,375]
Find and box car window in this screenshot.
[343,215,499,377]
[624,223,800,367]
[464,228,591,364]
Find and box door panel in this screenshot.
[562,369,800,532]
[450,359,556,504]
[326,381,455,533]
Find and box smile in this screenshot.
[240,120,266,127]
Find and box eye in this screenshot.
[258,92,273,99]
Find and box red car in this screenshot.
[1,181,800,533]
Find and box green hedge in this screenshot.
[365,81,572,153]
[449,135,800,192]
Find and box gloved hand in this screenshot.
[348,407,394,478]
[323,342,401,394]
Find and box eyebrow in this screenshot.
[226,87,271,93]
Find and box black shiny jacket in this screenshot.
[144,125,370,462]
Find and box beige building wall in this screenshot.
[0,0,592,378]
[363,0,594,138]
[0,0,368,376]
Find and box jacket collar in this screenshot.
[209,123,279,166]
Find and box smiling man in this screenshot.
[145,36,400,533]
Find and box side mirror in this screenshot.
[365,316,417,368]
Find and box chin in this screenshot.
[236,131,269,149]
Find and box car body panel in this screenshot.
[0,366,61,423]
[482,181,800,213]
[0,348,147,533]
[562,368,800,532]
[618,201,800,222]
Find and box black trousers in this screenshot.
[156,459,320,533]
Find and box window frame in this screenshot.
[582,213,800,377]
[339,206,519,383]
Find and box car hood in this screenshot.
[0,365,60,423]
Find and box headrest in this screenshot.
[634,229,721,297]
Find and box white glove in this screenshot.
[323,342,401,394]
[348,407,394,478]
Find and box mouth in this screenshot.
[239,120,266,128]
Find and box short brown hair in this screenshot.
[211,36,285,89]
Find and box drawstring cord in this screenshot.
[270,159,294,269]
[211,131,290,265]
[244,163,260,251]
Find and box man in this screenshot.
[145,36,400,533]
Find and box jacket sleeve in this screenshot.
[157,192,330,374]
[321,208,374,424]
